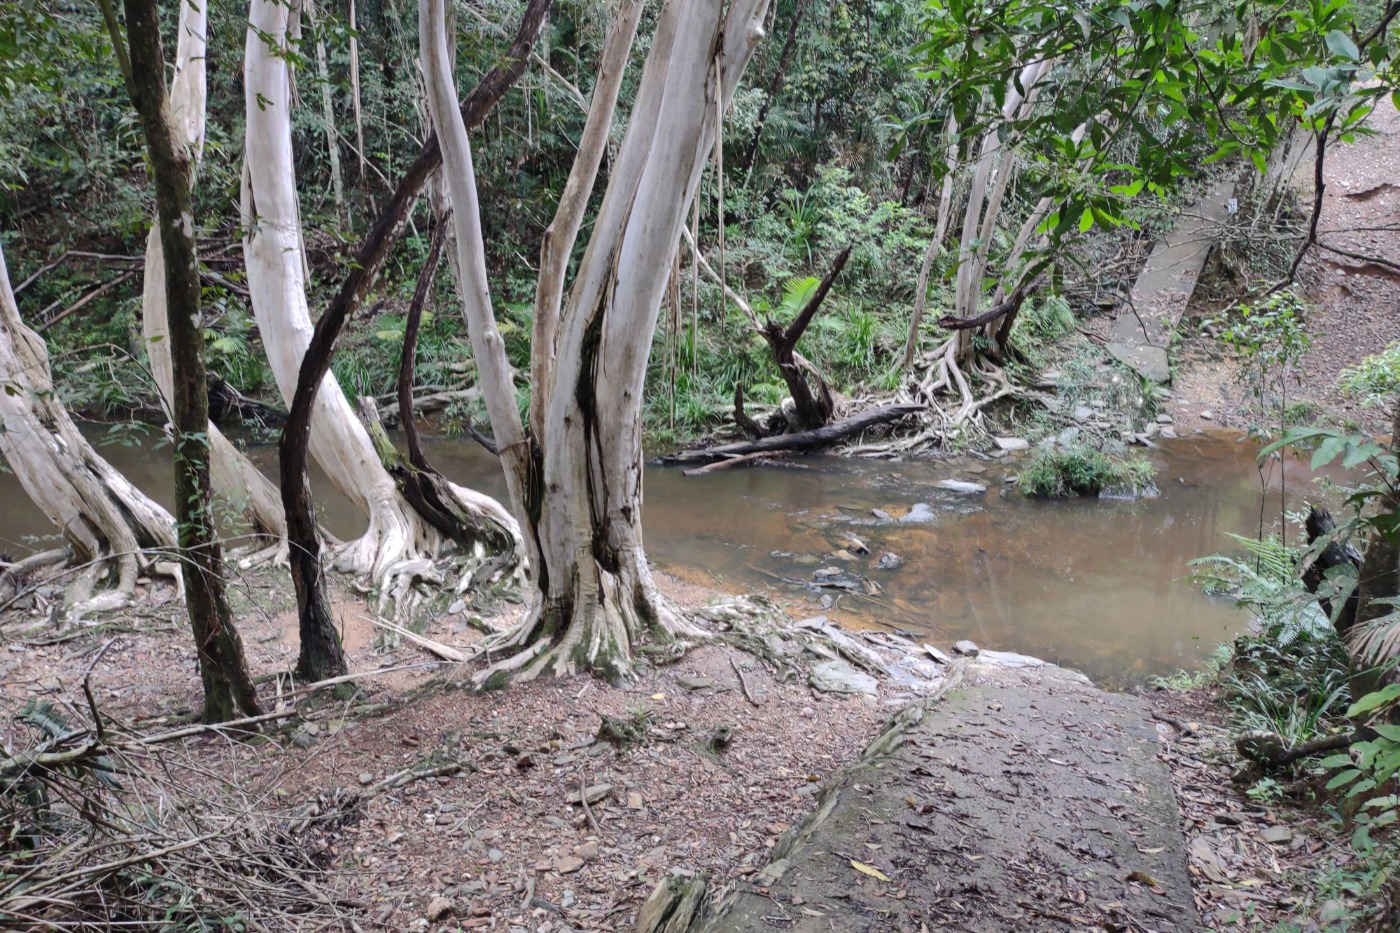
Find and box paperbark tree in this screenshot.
[136,0,287,558]
[422,0,771,682]
[117,0,262,722]
[0,240,176,616]
[244,0,519,680]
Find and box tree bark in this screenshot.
[121,0,261,722]
[0,240,176,617]
[423,0,771,682]
[136,0,287,554]
[248,0,531,678]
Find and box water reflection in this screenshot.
[0,425,1329,684]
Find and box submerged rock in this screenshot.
[900,503,935,523]
[935,479,987,495]
[877,552,904,570]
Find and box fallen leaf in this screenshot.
[650,693,666,700]
[850,860,891,882]
[1126,870,1161,888]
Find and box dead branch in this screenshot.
[664,403,923,464]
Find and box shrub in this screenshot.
[1018,445,1156,497]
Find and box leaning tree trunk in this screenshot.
[121,0,261,722]
[423,0,770,683]
[244,0,483,583]
[138,0,286,557]
[0,242,176,617]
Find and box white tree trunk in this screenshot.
[952,58,1049,326]
[243,0,451,580]
[0,242,176,614]
[141,0,287,551]
[423,0,769,680]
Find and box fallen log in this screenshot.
[661,403,923,464]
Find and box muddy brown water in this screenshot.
[0,427,1331,684]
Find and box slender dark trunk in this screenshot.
[119,0,260,722]
[278,0,549,673]
[399,217,448,471]
[740,0,805,173]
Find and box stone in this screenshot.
[488,849,505,863]
[426,896,455,922]
[871,508,891,521]
[953,640,980,657]
[808,659,879,696]
[1057,426,1081,446]
[994,436,1030,452]
[923,644,951,665]
[448,599,467,615]
[554,855,585,874]
[899,503,935,524]
[578,840,600,860]
[569,784,614,806]
[626,791,644,809]
[978,649,1043,668]
[1261,825,1293,845]
[1200,410,1213,420]
[1156,413,1173,424]
[1143,421,1160,438]
[936,479,987,495]
[877,552,904,570]
[359,772,374,786]
[1159,426,1177,439]
[1073,405,1095,422]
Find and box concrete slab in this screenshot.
[1107,180,1235,383]
[692,660,1203,933]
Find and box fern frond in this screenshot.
[776,276,820,319]
[1349,605,1400,668]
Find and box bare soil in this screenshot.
[1,568,888,931]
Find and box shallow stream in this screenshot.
[0,427,1327,684]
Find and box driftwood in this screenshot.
[664,403,923,465]
[1236,727,1368,771]
[761,246,850,432]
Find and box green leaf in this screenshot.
[1325,30,1360,63]
[1319,754,1354,768]
[1372,724,1400,742]
[1349,684,1400,717]
[1326,768,1361,790]
[1078,208,1094,233]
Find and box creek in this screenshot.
[0,426,1322,684]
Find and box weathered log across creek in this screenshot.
[0,426,1328,684]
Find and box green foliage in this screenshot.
[1010,294,1075,369]
[1340,341,1400,409]
[1191,534,1332,642]
[1017,444,1155,497]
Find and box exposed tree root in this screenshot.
[467,555,708,687]
[845,336,1037,457]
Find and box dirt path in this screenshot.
[687,657,1201,933]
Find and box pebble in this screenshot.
[993,436,1030,452]
[488,848,505,863]
[1200,410,1213,420]
[1261,825,1293,845]
[359,772,374,786]
[578,840,600,860]
[554,855,585,874]
[426,896,455,922]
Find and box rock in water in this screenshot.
[993,436,1030,452]
[900,503,935,523]
[936,480,987,495]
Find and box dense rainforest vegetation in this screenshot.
[4,0,1400,928]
